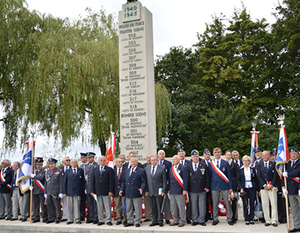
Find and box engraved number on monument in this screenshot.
[122,2,141,22]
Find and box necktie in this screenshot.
[159,161,162,166]
[151,166,155,178]
[181,160,183,165]
[73,168,76,174]
[130,168,133,176]
[100,166,103,175]
[217,160,219,168]
[194,164,197,172]
[118,168,121,180]
[292,161,295,168]
[265,162,268,174]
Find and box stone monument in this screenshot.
[119,1,156,163]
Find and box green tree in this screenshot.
[0,1,171,155]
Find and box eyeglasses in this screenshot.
[66,160,70,162]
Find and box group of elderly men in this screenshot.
[0,147,300,231]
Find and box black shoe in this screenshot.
[61,219,67,222]
[32,219,40,223]
[135,223,140,227]
[199,222,206,226]
[116,220,122,225]
[97,221,104,226]
[166,220,170,224]
[11,218,18,221]
[228,221,234,225]
[86,219,93,223]
[144,219,151,222]
[46,220,54,224]
[149,222,158,226]
[290,228,300,232]
[80,217,85,221]
[123,220,127,225]
[55,220,60,224]
[159,223,164,227]
[107,222,113,226]
[42,219,48,223]
[6,217,12,221]
[192,222,198,226]
[66,221,73,225]
[245,221,250,225]
[93,220,98,224]
[21,218,27,222]
[265,223,271,226]
[124,223,134,227]
[272,223,278,227]
[0,217,5,220]
[250,221,255,225]
[76,221,81,224]
[187,220,191,224]
[212,220,219,226]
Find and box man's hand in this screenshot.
[161,192,166,196]
[229,189,233,193]
[145,192,149,197]
[64,194,67,198]
[91,192,94,197]
[58,193,64,199]
[283,171,288,177]
[282,188,288,197]
[268,184,274,190]
[240,188,244,193]
[119,191,123,196]
[204,188,209,193]
[183,190,187,196]
[138,189,143,195]
[109,192,114,197]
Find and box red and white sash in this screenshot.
[34,179,45,192]
[210,160,229,184]
[0,169,11,190]
[292,177,300,183]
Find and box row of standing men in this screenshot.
[0,147,299,231]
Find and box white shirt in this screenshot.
[244,167,253,188]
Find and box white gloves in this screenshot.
[58,193,64,199]
[282,188,288,197]
[30,173,35,178]
[282,172,288,177]
[29,186,33,191]
[44,194,47,199]
[298,190,300,196]
[84,189,87,194]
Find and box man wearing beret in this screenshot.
[253,147,264,167]
[32,157,48,223]
[44,158,64,224]
[283,148,300,232]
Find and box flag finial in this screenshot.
[278,115,285,127]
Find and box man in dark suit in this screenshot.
[114,157,126,225]
[157,149,172,224]
[120,157,146,227]
[44,158,64,224]
[79,152,88,221]
[187,150,209,226]
[178,149,191,224]
[208,147,234,226]
[256,150,278,227]
[169,154,189,227]
[59,156,71,222]
[63,159,85,225]
[90,156,114,226]
[203,149,213,221]
[232,150,243,167]
[32,157,48,223]
[85,152,98,224]
[282,148,300,232]
[145,155,167,227]
[142,154,152,222]
[0,159,13,220]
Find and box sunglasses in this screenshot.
[66,160,70,162]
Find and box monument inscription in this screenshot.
[119,1,156,162]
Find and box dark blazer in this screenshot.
[114,167,126,197]
[0,167,13,193]
[181,159,191,167]
[237,167,258,190]
[256,161,278,189]
[285,159,300,195]
[63,167,85,196]
[158,159,172,178]
[121,166,146,198]
[145,165,167,196]
[228,160,239,191]
[208,159,233,191]
[233,159,243,168]
[187,160,210,192]
[169,164,189,194]
[89,165,114,196]
[33,169,46,195]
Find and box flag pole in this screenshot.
[278,116,290,232]
[29,131,35,223]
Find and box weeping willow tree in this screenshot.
[0,0,171,155]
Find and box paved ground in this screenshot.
[0,217,288,233]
